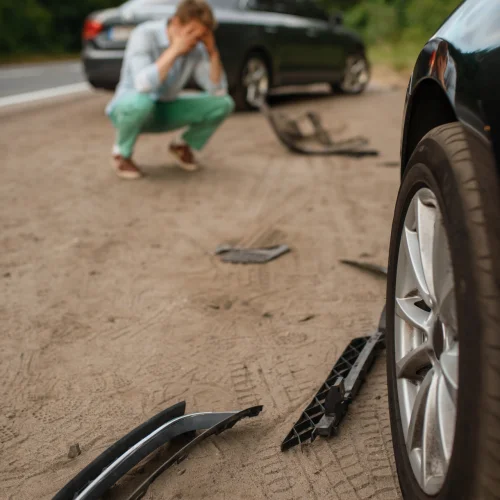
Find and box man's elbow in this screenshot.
[212,88,228,96]
[134,65,160,93]
[134,73,154,93]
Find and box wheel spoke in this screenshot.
[252,68,265,82]
[396,297,430,332]
[440,342,459,398]
[437,368,457,462]
[432,222,457,332]
[416,193,438,301]
[422,371,447,493]
[396,341,433,380]
[403,226,432,306]
[406,369,433,452]
[244,59,268,105]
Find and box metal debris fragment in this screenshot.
[281,307,386,451]
[215,244,290,264]
[340,259,388,277]
[255,99,379,157]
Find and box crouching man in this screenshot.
[106,0,234,179]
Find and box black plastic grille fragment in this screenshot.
[280,336,370,451]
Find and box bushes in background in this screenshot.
[0,0,461,62]
[0,0,122,55]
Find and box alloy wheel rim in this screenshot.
[395,187,459,495]
[341,55,369,93]
[243,57,269,105]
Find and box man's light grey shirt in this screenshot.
[106,19,228,114]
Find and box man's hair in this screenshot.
[175,0,217,30]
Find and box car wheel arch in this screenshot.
[402,77,457,176]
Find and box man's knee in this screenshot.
[220,95,235,116]
[114,93,155,122]
[205,94,235,120]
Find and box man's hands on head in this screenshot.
[153,17,223,88]
[170,21,207,57]
[154,20,206,83]
[201,31,218,58]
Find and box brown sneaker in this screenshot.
[112,155,143,180]
[169,143,198,171]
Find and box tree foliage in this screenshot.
[0,0,122,55]
[0,0,462,56]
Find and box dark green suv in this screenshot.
[82,0,369,109]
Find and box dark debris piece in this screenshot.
[281,337,371,451]
[281,308,387,452]
[377,161,400,167]
[68,444,82,459]
[257,100,379,157]
[314,331,384,438]
[340,259,388,277]
[215,244,290,264]
[298,314,316,323]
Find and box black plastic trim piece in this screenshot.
[126,405,264,500]
[215,244,290,264]
[281,307,386,451]
[53,402,186,500]
[258,101,379,157]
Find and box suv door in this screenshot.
[269,0,318,84]
[291,0,343,82]
[245,0,306,85]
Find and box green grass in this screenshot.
[0,52,80,66]
[368,38,426,73]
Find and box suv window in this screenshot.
[272,0,296,15]
[246,0,275,13]
[270,0,328,19]
[294,0,329,20]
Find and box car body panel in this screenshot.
[82,0,365,92]
[401,0,500,177]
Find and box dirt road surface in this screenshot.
[1,80,406,499]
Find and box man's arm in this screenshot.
[208,50,223,86]
[129,24,202,93]
[127,28,162,93]
[194,34,228,94]
[156,24,205,82]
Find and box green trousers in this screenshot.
[108,92,235,158]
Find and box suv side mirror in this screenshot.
[329,11,344,26]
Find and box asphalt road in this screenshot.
[0,61,86,99]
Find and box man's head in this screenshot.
[169,0,217,37]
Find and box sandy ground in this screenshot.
[1,80,406,499]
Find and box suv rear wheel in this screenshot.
[232,53,270,111]
[332,53,370,95]
[386,123,500,499]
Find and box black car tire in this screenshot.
[386,123,500,500]
[232,52,270,111]
[331,52,370,95]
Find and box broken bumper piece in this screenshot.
[281,307,386,451]
[53,403,263,500]
[257,100,379,157]
[126,405,263,500]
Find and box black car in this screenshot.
[82,0,370,108]
[387,0,500,499]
